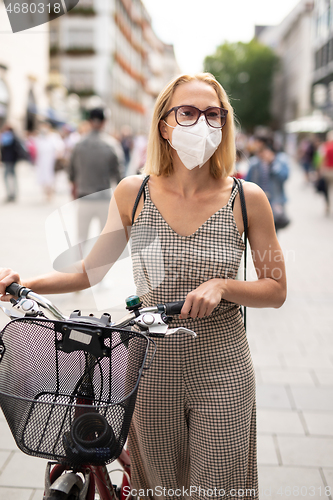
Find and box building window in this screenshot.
[323,41,329,66]
[328,1,331,28]
[313,83,327,106]
[67,28,94,49]
[328,81,333,103]
[315,48,322,69]
[67,69,94,95]
[329,37,333,61]
[50,26,59,48]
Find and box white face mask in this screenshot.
[164,116,222,170]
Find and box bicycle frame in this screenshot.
[91,465,118,500]
[46,462,119,500]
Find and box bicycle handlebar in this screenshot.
[5,282,28,297]
[5,283,67,321]
[4,283,186,327]
[164,301,184,316]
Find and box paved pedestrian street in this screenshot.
[0,162,332,499]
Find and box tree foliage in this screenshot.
[204,39,279,132]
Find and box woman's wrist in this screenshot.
[212,278,229,299]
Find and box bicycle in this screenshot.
[0,283,196,499]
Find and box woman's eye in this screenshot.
[178,106,197,118]
[180,110,194,117]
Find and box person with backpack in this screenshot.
[0,124,28,202]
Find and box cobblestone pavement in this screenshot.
[0,162,332,499]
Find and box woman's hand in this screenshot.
[0,268,21,301]
[180,279,226,319]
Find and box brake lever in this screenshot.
[0,304,25,320]
[134,312,197,338]
[165,327,197,338]
[0,297,42,320]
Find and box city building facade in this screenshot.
[312,0,333,117]
[49,0,179,134]
[256,0,315,131]
[0,0,49,131]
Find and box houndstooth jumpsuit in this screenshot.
[128,178,258,499]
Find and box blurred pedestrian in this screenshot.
[315,130,333,214]
[120,125,133,174]
[108,133,125,178]
[0,124,28,203]
[77,120,91,138]
[34,121,64,202]
[56,124,81,173]
[25,130,37,164]
[69,108,122,249]
[246,138,290,230]
[234,148,249,179]
[298,136,316,182]
[126,134,147,175]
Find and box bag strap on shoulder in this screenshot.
[235,177,248,243]
[233,177,248,331]
[131,175,150,226]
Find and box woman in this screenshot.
[34,121,64,201]
[0,73,286,498]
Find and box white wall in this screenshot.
[0,0,49,131]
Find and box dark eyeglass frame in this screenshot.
[162,105,228,129]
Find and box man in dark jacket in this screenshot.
[246,138,290,230]
[69,108,123,249]
[0,125,22,202]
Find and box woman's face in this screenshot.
[159,80,221,142]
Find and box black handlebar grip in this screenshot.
[5,283,30,297]
[164,301,185,316]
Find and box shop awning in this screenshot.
[285,113,333,133]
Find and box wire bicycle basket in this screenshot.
[0,317,150,467]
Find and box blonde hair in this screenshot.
[144,73,235,178]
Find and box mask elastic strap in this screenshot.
[162,120,177,150]
[167,139,176,150]
[163,120,176,129]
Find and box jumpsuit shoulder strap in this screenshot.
[229,177,239,208]
[232,176,248,331]
[131,175,150,226]
[232,177,248,241]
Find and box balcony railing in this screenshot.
[49,46,95,56]
[114,52,145,85]
[66,4,96,15]
[116,93,145,114]
[67,88,95,97]
[64,47,95,55]
[50,46,60,56]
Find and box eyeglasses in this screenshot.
[162,105,228,129]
